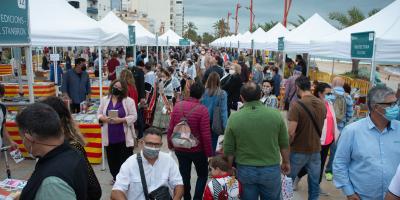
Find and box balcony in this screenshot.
[87,7,98,14]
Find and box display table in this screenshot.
[5,113,103,164]
[0,179,25,199]
[90,80,110,99]
[4,82,56,97]
[0,64,12,76]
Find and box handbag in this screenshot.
[212,90,224,135]
[137,154,172,200]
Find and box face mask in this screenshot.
[128,61,134,68]
[229,69,235,75]
[112,87,122,96]
[379,105,400,121]
[143,145,160,159]
[267,70,271,74]
[263,88,271,95]
[201,51,205,55]
[325,94,335,102]
[161,77,166,81]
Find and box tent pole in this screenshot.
[369,43,377,86]
[25,47,35,103]
[282,52,286,77]
[54,46,59,96]
[98,46,106,171]
[156,33,159,64]
[12,48,24,96]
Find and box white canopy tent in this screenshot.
[310,0,400,63]
[262,23,290,51]
[131,21,158,46]
[159,29,183,46]
[284,13,338,53]
[98,12,129,46]
[239,30,261,49]
[30,0,124,46]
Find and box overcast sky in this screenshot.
[184,0,395,34]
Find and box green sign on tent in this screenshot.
[0,0,30,45]
[351,31,375,59]
[128,25,136,45]
[278,37,284,51]
[179,39,190,46]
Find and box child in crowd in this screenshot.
[203,156,241,200]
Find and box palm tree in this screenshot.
[183,22,198,37]
[259,21,278,31]
[289,15,306,27]
[213,19,229,38]
[329,7,381,74]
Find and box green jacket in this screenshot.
[223,101,289,166]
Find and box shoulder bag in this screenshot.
[137,154,172,200]
[292,101,322,143]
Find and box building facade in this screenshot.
[68,0,111,20]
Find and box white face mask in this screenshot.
[229,69,235,75]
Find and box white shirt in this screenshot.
[389,164,400,197]
[112,151,183,200]
[144,71,156,85]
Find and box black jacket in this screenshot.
[202,65,224,84]
[20,142,88,200]
[131,67,145,100]
[222,74,243,103]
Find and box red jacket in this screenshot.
[203,174,242,200]
[167,98,212,157]
[127,84,138,111]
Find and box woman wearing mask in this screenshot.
[201,72,228,153]
[260,80,278,109]
[222,63,243,116]
[41,97,102,200]
[152,68,180,131]
[119,69,138,111]
[252,64,264,86]
[294,82,340,195]
[98,80,137,183]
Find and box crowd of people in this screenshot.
[1,46,400,200]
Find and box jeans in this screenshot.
[290,152,321,200]
[211,131,219,155]
[175,151,208,200]
[237,164,281,200]
[297,143,332,183]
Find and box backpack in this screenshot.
[211,177,240,200]
[171,103,200,149]
[333,92,347,122]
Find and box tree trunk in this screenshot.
[352,59,360,74]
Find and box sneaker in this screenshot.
[320,188,330,196]
[293,177,300,191]
[325,172,333,181]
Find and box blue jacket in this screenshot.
[272,74,282,97]
[328,87,354,130]
[201,89,228,130]
[61,69,91,104]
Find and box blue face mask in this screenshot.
[325,94,335,102]
[383,105,400,121]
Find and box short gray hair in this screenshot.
[367,85,395,110]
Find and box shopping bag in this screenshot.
[281,175,293,200]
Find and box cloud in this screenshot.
[184,0,394,34]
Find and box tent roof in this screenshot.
[99,12,129,46]
[310,0,400,63]
[285,13,338,52]
[159,29,182,46]
[30,0,106,46]
[259,23,290,50]
[131,21,157,46]
[251,28,266,40]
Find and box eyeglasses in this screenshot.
[325,92,332,96]
[376,102,398,107]
[144,142,162,148]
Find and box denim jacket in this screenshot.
[201,89,228,130]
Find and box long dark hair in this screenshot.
[109,79,128,101]
[41,96,86,146]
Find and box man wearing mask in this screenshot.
[287,76,326,200]
[16,103,88,200]
[61,58,91,113]
[334,85,400,200]
[111,128,184,200]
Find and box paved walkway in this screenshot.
[0,136,345,200]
